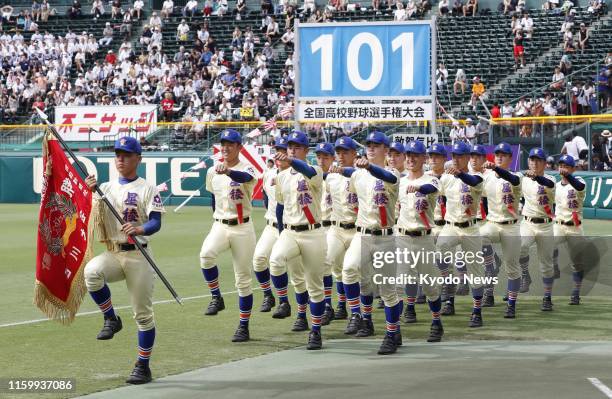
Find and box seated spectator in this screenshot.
[32,0,41,22]
[91,0,104,20]
[550,66,565,90]
[439,0,450,15]
[217,0,229,17]
[560,0,573,14]
[265,17,279,40]
[543,0,559,10]
[234,0,247,19]
[490,102,501,118]
[303,0,316,15]
[105,49,117,64]
[121,8,133,37]
[261,0,273,15]
[436,63,448,90]
[149,12,162,29]
[587,0,604,15]
[161,0,174,20]
[177,19,190,43]
[285,5,296,29]
[500,0,515,14]
[183,0,198,17]
[99,22,114,46]
[577,23,589,53]
[559,54,572,74]
[1,5,13,24]
[417,0,432,15]
[394,2,407,20]
[451,0,463,15]
[449,121,466,144]
[406,0,418,18]
[111,0,122,19]
[510,14,521,35]
[281,28,294,50]
[463,0,477,16]
[454,68,466,94]
[40,0,49,21]
[161,92,175,121]
[470,76,485,110]
[520,11,533,38]
[133,0,144,19]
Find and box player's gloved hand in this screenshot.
[483,161,496,169]
[445,166,460,176]
[355,158,370,169]
[406,185,419,193]
[85,175,97,190]
[121,222,144,236]
[328,165,344,174]
[215,163,229,175]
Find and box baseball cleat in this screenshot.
[125,361,152,385]
[377,335,397,355]
[403,306,417,324]
[502,295,508,302]
[231,325,250,342]
[306,330,322,350]
[416,295,427,304]
[96,316,122,340]
[468,312,483,328]
[427,324,444,342]
[377,298,385,309]
[321,306,335,326]
[569,295,581,305]
[503,305,516,319]
[335,304,348,320]
[344,313,362,335]
[482,295,495,307]
[441,302,455,316]
[292,317,309,332]
[519,271,532,293]
[541,296,553,311]
[355,318,375,337]
[204,296,225,316]
[272,302,291,319]
[259,294,275,312]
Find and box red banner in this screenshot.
[34,134,93,324]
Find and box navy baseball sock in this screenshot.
[344,282,361,315]
[384,304,398,337]
[336,281,346,307]
[296,291,309,319]
[571,271,584,297]
[543,277,554,298]
[310,300,325,332]
[361,294,374,320]
[395,300,403,332]
[323,275,333,308]
[239,294,253,327]
[271,272,289,303]
[507,277,520,307]
[137,328,155,366]
[202,266,221,297]
[254,269,273,296]
[472,286,484,314]
[428,297,442,326]
[89,284,116,319]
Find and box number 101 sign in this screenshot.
[296,21,433,100]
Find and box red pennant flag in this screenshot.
[34,134,93,324]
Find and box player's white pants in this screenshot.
[553,223,585,272]
[519,220,554,278]
[395,234,442,300]
[253,224,279,273]
[85,248,155,331]
[342,231,399,307]
[200,221,256,297]
[436,223,485,289]
[480,221,521,280]
[269,228,327,303]
[325,225,356,280]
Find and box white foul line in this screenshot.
[0,289,245,329]
[588,378,612,398]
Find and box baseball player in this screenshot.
[84,136,164,384]
[315,142,337,324]
[396,140,445,344]
[553,155,587,305]
[479,142,522,318]
[519,147,556,311]
[388,141,407,177]
[336,131,402,354]
[436,141,486,327]
[324,137,359,323]
[269,130,327,350]
[252,137,291,313]
[200,129,258,342]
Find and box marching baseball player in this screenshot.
[436,141,486,327]
[519,147,556,311]
[84,136,164,384]
[479,142,522,318]
[553,155,587,305]
[200,129,258,342]
[252,137,291,313]
[336,131,401,354]
[388,141,407,177]
[315,142,337,324]
[324,137,359,323]
[269,130,327,350]
[396,140,445,344]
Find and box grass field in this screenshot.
[1,204,611,398]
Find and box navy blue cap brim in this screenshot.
[287,139,308,146]
[315,150,335,156]
[114,147,140,154]
[220,138,242,144]
[494,149,512,154]
[529,155,546,160]
[335,144,355,151]
[406,150,426,155]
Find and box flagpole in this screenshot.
[36,109,183,306]
[174,183,206,213]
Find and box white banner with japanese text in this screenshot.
[54,105,158,141]
[297,102,432,122]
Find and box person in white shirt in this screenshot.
[177,20,190,42]
[394,2,407,20]
[406,0,417,17]
[520,11,533,38]
[183,0,198,17]
[149,12,162,29]
[161,0,174,20]
[436,63,448,91]
[133,0,144,19]
[453,68,466,95]
[449,121,466,144]
[464,118,477,145]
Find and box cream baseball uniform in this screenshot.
[342,167,400,306]
[269,164,327,303]
[436,172,486,289]
[325,172,358,281]
[85,177,165,331]
[553,176,587,271]
[200,161,258,297]
[253,167,281,274]
[426,170,447,238]
[479,169,522,280]
[519,173,556,278]
[395,174,442,299]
